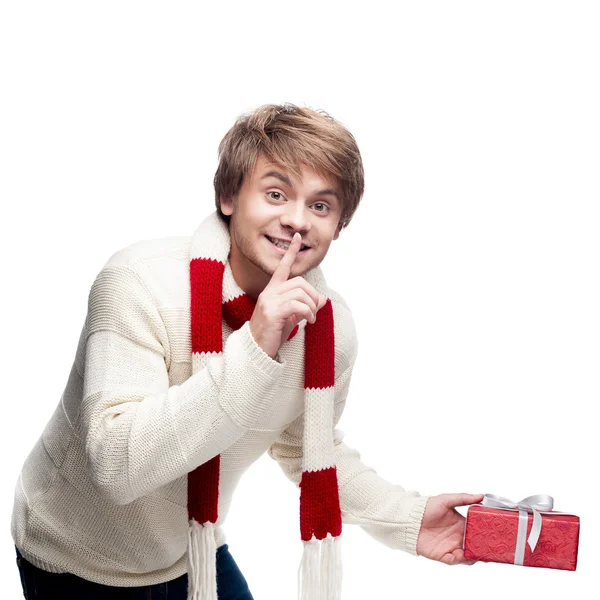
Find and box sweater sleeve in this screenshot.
[266,345,430,556]
[81,264,285,506]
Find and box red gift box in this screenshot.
[463,495,579,571]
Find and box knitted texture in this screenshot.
[10,211,431,590]
[187,212,342,599]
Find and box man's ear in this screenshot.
[333,223,343,241]
[220,195,234,216]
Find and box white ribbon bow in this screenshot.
[478,493,554,565]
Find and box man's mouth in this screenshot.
[265,235,310,252]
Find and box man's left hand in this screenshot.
[416,493,484,565]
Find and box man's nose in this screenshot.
[280,203,311,233]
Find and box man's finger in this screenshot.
[270,232,302,285]
[445,548,476,566]
[442,493,484,508]
[317,293,327,310]
[441,551,461,566]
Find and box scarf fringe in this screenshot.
[298,534,342,600]
[187,519,217,600]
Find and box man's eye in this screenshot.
[267,191,284,201]
[313,203,329,212]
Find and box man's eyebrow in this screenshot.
[260,171,340,202]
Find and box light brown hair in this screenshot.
[213,103,364,232]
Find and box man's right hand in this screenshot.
[249,232,327,359]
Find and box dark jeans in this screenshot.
[15,545,253,599]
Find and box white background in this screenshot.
[1,1,598,598]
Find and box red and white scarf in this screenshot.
[186,211,343,600]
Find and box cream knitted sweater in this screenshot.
[11,234,430,587]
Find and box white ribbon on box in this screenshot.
[475,493,574,566]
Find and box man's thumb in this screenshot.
[443,493,484,507]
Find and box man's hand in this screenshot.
[250,232,327,359]
[416,493,484,565]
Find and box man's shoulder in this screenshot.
[103,235,192,270]
[91,235,192,308]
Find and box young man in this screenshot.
[12,103,483,600]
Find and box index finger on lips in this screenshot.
[270,232,302,285]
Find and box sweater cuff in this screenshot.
[218,321,285,428]
[239,320,285,373]
[405,494,431,556]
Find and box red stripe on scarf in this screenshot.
[187,455,220,523]
[299,467,342,541]
[304,298,335,389]
[190,258,224,354]
[222,294,255,331]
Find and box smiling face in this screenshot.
[220,154,343,300]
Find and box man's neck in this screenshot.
[227,248,269,303]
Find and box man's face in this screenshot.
[220,154,343,299]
